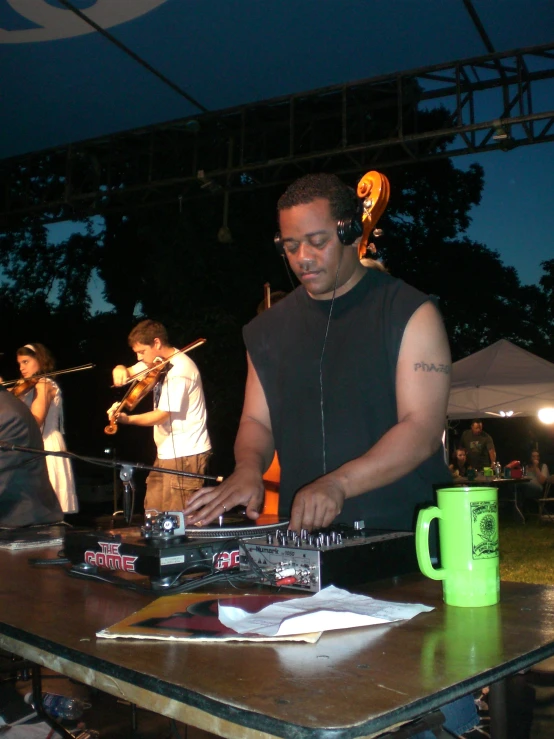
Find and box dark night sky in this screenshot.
[2,0,554,289]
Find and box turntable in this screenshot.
[63,511,288,589]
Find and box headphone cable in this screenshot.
[319,249,344,474]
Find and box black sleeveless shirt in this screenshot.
[243,269,449,531]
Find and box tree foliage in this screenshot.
[0,221,97,309]
[2,105,554,473]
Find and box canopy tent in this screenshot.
[447,340,554,420]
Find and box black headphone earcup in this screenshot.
[337,214,363,245]
[274,232,285,256]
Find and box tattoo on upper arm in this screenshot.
[413,361,451,374]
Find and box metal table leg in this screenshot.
[489,678,508,739]
[513,484,526,524]
[31,664,76,739]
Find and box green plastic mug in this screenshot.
[416,486,499,607]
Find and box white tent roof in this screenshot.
[447,340,554,419]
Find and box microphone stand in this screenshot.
[118,465,135,524]
[0,442,222,525]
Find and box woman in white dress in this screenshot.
[15,343,78,514]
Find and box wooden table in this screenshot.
[1,548,554,739]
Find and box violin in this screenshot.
[1,363,95,397]
[104,362,168,435]
[10,377,40,398]
[356,170,390,261]
[104,338,206,435]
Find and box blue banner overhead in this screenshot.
[1,0,554,160]
[0,0,168,42]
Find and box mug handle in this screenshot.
[416,506,446,581]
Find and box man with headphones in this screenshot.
[188,172,481,737]
[185,174,479,739]
[185,172,451,534]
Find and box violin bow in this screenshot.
[113,338,207,388]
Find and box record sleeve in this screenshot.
[96,591,320,643]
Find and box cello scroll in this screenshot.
[356,171,390,261]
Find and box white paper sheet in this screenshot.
[218,585,433,636]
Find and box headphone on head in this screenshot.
[274,200,364,256]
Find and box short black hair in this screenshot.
[277,173,359,222]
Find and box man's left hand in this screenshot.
[289,478,346,533]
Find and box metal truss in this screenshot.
[1,41,554,225]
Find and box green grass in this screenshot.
[500,516,554,584]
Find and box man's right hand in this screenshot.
[183,467,266,526]
[112,365,129,386]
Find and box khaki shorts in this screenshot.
[144,451,212,512]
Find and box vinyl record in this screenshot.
[186,512,289,539]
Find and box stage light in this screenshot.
[217,225,233,244]
[538,408,554,425]
[492,119,510,141]
[197,169,222,193]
